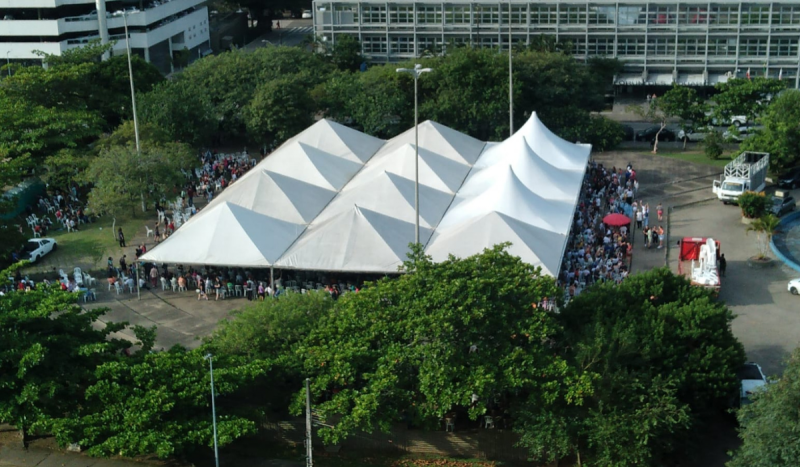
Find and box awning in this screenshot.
[615,73,643,85]
[708,73,732,85]
[676,74,706,86]
[647,73,674,85]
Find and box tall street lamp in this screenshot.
[122,12,141,153]
[205,354,220,467]
[508,0,514,136]
[395,64,433,245]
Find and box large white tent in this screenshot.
[141,112,591,276]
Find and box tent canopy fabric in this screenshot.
[141,112,591,276]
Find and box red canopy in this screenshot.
[603,213,631,226]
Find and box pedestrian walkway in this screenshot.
[0,444,166,467]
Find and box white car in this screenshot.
[22,238,57,263]
[789,278,800,295]
[302,10,312,19]
[678,126,714,142]
[737,362,768,406]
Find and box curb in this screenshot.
[770,210,800,273]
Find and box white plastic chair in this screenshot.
[170,277,178,292]
[160,277,169,291]
[32,230,41,238]
[114,282,122,295]
[235,285,243,297]
[146,226,154,238]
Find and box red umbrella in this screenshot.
[603,213,631,227]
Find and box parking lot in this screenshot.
[669,198,800,376]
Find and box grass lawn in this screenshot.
[22,212,154,276]
[653,149,736,168]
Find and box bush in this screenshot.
[703,130,724,160]
[737,191,771,218]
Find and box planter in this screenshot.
[741,216,757,225]
[747,256,775,269]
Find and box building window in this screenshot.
[770,38,798,56]
[362,5,386,24]
[444,5,470,24]
[741,5,770,25]
[708,38,737,55]
[417,5,442,24]
[334,4,358,25]
[362,36,387,53]
[677,37,706,55]
[618,6,645,26]
[558,36,586,54]
[647,37,675,54]
[390,36,413,54]
[618,37,645,55]
[476,36,499,48]
[710,5,739,25]
[587,36,614,55]
[476,5,500,25]
[588,5,615,25]
[740,37,768,55]
[648,6,676,25]
[531,5,558,25]
[389,5,413,24]
[507,5,525,25]
[679,6,709,24]
[772,6,800,25]
[417,36,443,55]
[559,5,587,24]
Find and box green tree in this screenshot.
[205,291,333,411]
[245,77,315,147]
[83,124,195,216]
[139,79,217,147]
[745,213,781,259]
[293,245,591,445]
[0,269,129,445]
[660,85,709,149]
[329,34,363,71]
[704,129,725,160]
[741,89,800,173]
[728,348,800,467]
[52,347,265,458]
[713,77,787,127]
[519,269,746,466]
[42,148,96,194]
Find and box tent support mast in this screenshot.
[270,267,274,297]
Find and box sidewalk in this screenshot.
[0,444,169,467]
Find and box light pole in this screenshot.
[123,12,141,153]
[6,51,10,78]
[205,354,220,467]
[508,0,514,136]
[395,64,432,245]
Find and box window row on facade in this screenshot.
[356,34,799,58]
[323,3,800,26]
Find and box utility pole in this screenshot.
[305,378,313,467]
[123,12,141,153]
[508,0,514,136]
[206,354,220,467]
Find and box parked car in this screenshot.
[778,169,800,189]
[621,124,634,141]
[22,238,57,263]
[789,277,800,295]
[678,126,714,142]
[636,126,676,142]
[709,114,748,127]
[771,195,796,216]
[302,10,313,19]
[723,126,759,143]
[737,362,768,406]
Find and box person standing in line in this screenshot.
[719,254,727,277]
[118,228,126,247]
[643,227,650,249]
[657,203,664,221]
[635,209,643,230]
[643,203,650,228]
[658,226,665,249]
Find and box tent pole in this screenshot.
[270,267,274,297]
[136,263,141,300]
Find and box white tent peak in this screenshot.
[520,112,592,171]
[276,205,432,272]
[262,140,363,191]
[284,119,385,164]
[382,120,486,166]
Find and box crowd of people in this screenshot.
[559,161,660,300]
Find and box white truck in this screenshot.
[712,151,770,204]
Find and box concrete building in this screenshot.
[0,0,210,73]
[312,0,800,88]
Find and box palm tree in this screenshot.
[746,213,781,259]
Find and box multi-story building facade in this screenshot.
[312,0,800,88]
[0,0,210,73]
